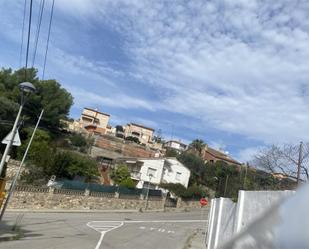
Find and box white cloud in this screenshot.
[67,86,158,111]
[3,0,309,148]
[85,0,309,144]
[236,146,265,164]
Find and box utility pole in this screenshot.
[0,110,43,220]
[297,141,303,186]
[224,175,229,197]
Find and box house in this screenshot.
[124,123,154,145]
[79,108,110,135]
[115,157,190,189]
[164,140,187,152]
[201,145,241,166]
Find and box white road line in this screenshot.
[87,221,124,249]
[90,220,207,223]
[87,219,206,249]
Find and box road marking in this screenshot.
[87,219,206,248]
[139,226,175,234]
[90,220,207,223]
[87,221,124,249]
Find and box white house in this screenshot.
[161,158,190,188]
[164,140,187,152]
[116,157,190,189]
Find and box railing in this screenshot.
[54,188,85,196]
[13,181,163,200]
[89,191,115,198]
[14,185,49,193]
[130,171,141,180]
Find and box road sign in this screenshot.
[200,198,208,206]
[1,130,21,146]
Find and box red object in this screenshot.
[200,198,208,206]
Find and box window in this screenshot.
[147,167,156,177]
[175,172,182,180]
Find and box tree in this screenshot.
[165,148,179,157]
[0,68,73,131]
[18,129,99,183]
[254,143,309,181]
[110,164,135,188]
[189,139,205,156]
[177,152,206,185]
[70,134,88,147]
[115,125,124,132]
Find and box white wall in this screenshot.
[162,159,190,188]
[134,158,191,189]
[136,159,165,189]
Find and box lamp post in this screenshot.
[145,174,153,210]
[0,82,36,176]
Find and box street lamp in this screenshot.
[0,82,36,176]
[145,174,153,210]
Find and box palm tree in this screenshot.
[189,139,205,156]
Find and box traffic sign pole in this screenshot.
[0,109,44,220]
[0,104,23,176]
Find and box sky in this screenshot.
[1,0,309,163]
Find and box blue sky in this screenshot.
[1,0,309,162]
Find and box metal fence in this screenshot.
[60,180,162,197]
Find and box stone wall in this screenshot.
[176,198,208,210]
[6,159,25,181]
[7,186,164,211]
[7,186,202,212]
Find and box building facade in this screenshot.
[124,123,154,145]
[115,157,191,189]
[201,145,241,165]
[80,108,110,135]
[164,140,187,152]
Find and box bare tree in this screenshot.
[254,143,309,181]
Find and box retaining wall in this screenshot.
[7,186,200,212]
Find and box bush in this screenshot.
[125,136,140,144]
[160,183,208,199]
[70,134,87,147]
[165,148,179,157]
[110,164,133,187]
[119,178,135,189]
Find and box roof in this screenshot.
[129,123,155,131]
[84,107,110,117]
[206,147,241,165]
[165,140,187,146]
[81,113,100,121]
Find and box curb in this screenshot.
[6,209,166,214]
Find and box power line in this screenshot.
[19,0,28,69]
[42,0,55,80]
[25,0,33,70]
[31,0,45,68]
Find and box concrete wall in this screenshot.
[206,190,295,249]
[206,198,237,249]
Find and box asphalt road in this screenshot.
[0,210,208,249]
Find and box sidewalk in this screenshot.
[0,221,22,241]
[184,228,206,249]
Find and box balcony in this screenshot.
[130,171,141,180]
